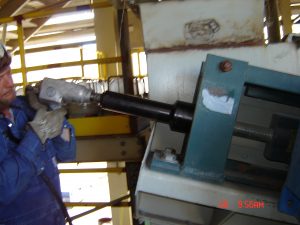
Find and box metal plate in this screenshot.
[139,0,264,51]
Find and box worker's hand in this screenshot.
[25,85,47,111]
[28,107,67,144]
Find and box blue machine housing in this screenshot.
[149,54,300,219]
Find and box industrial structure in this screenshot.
[0,0,300,224]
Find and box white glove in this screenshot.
[26,85,67,144]
[25,85,46,110]
[29,107,67,144]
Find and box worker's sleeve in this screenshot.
[52,120,76,162]
[0,129,45,204]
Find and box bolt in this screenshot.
[219,60,232,72]
[161,148,177,163]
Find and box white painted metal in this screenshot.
[138,192,213,225]
[146,43,300,104]
[135,0,300,224]
[139,0,264,50]
[136,44,300,224]
[212,212,296,225]
[135,124,298,225]
[76,136,143,162]
[136,123,214,225]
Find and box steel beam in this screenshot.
[278,0,293,36]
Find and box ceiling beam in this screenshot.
[37,19,94,34]
[14,40,96,54]
[0,1,111,24]
[25,27,95,47]
[7,1,112,53]
[291,0,300,4]
[7,0,72,53]
[0,31,18,39]
[0,0,30,18]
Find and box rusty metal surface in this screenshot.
[139,0,265,52]
[146,40,264,54]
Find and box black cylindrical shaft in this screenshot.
[92,91,194,133]
[169,101,195,132]
[91,91,274,142]
[234,122,274,143]
[99,91,173,122]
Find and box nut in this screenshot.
[219,60,232,72]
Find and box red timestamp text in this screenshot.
[238,200,265,209]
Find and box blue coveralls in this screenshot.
[0,96,76,225]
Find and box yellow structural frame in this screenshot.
[6,1,137,138]
[278,0,292,36]
[69,115,131,137]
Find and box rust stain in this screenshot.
[206,87,228,97]
[146,39,264,54]
[145,17,264,54]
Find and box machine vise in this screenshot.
[38,54,300,223]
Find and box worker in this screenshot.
[0,42,76,225]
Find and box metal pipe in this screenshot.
[58,168,126,173]
[265,0,281,43]
[96,91,172,122]
[1,24,7,43]
[65,201,130,207]
[16,18,27,94]
[12,57,122,74]
[91,91,273,142]
[233,122,274,143]
[92,91,194,133]
[38,78,277,142]
[0,2,112,24]
[70,194,130,221]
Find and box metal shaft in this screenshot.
[91,91,194,133]
[91,91,274,143]
[233,122,274,143]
